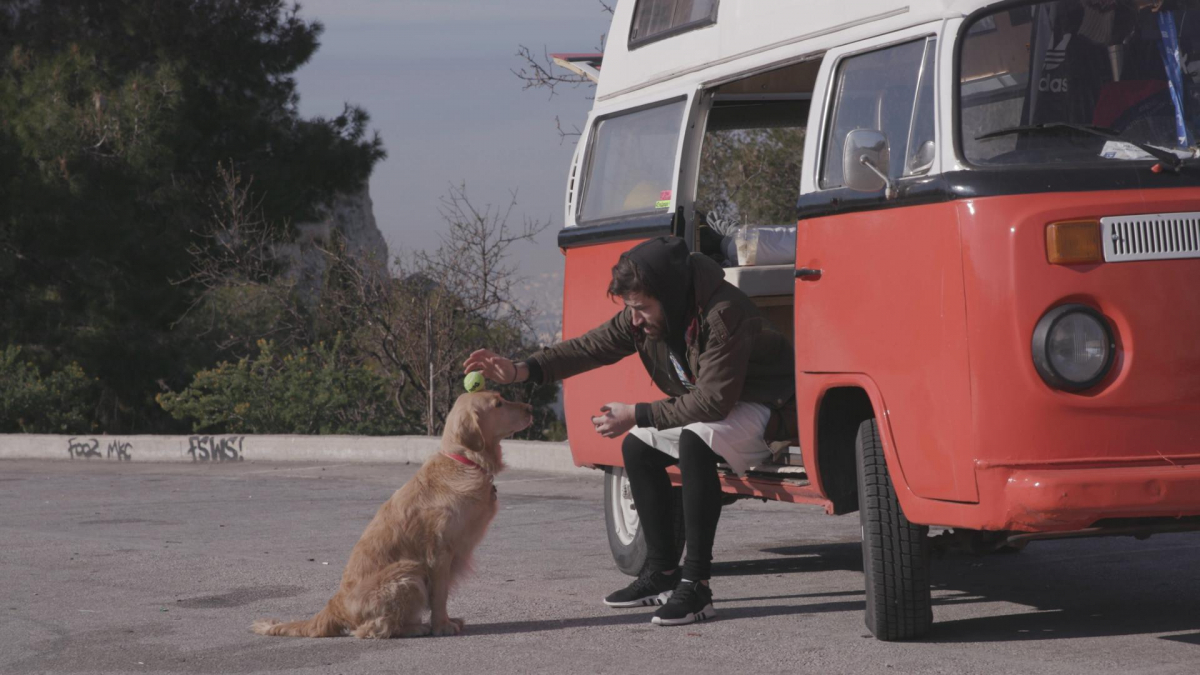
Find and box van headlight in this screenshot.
[1031,304,1115,391]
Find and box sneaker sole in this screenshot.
[651,603,716,626]
[603,590,673,608]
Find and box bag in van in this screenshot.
[725,225,797,266]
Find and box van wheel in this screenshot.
[855,418,933,640]
[604,466,685,576]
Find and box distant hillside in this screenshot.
[520,270,564,346]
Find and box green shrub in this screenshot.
[0,346,95,433]
[157,338,411,435]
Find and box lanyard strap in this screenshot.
[1158,10,1193,148]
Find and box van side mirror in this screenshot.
[843,129,897,198]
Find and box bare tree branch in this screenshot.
[511,44,595,99]
[512,0,607,140]
[177,169,555,437]
[313,183,550,435]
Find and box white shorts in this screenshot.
[628,401,772,475]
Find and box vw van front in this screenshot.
[942,0,1200,534]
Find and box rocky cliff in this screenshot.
[274,187,390,299]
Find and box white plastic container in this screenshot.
[726,225,796,266]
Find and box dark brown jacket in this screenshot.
[526,253,796,441]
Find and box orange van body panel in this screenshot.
[794,202,978,503]
[560,240,661,469]
[934,190,1200,532]
[956,191,1200,471]
[801,190,1200,533]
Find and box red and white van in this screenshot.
[556,0,1200,640]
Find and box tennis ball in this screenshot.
[464,370,485,393]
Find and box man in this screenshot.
[464,236,795,627]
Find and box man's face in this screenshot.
[624,291,667,341]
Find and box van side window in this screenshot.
[578,99,687,226]
[630,0,718,48]
[821,38,938,189]
[696,102,807,226]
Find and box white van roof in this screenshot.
[596,0,1001,104]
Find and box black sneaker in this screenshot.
[603,568,681,608]
[652,580,716,626]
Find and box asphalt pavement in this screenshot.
[2,459,1199,674]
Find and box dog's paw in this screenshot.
[250,619,280,635]
[352,619,389,639]
[431,619,463,636]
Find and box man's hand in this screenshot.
[463,349,526,384]
[591,402,636,439]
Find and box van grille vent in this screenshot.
[1102,213,1200,262]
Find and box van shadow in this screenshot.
[714,541,863,578]
[465,597,867,637]
[712,535,1200,644]
[466,612,658,636]
[921,533,1200,643]
[469,543,870,637]
[722,534,1200,644]
[471,535,1200,642]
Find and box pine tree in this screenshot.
[0,1,384,432]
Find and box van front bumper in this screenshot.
[974,460,1200,532]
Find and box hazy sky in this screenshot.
[293,0,610,276]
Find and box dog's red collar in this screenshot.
[444,452,482,470]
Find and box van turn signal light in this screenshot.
[1046,220,1102,265]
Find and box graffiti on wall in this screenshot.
[107,440,132,461]
[63,436,248,462]
[67,438,134,460]
[186,436,245,462]
[67,438,102,459]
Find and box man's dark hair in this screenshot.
[608,255,652,301]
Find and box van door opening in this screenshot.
[689,58,820,473]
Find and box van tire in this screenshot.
[604,466,685,576]
[856,418,933,640]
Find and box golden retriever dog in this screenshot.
[251,391,532,639]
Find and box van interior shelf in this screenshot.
[724,264,795,298]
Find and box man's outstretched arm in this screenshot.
[464,309,637,386]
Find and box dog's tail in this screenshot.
[251,606,344,638]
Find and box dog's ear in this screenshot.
[445,402,487,452]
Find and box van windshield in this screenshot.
[578,99,686,226]
[960,0,1200,166]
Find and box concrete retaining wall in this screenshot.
[0,434,587,474]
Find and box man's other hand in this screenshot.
[463,349,526,384]
[591,403,635,439]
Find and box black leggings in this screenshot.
[621,430,724,581]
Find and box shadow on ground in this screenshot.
[466,534,1200,641]
[727,534,1200,644]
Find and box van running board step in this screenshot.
[717,463,808,482]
